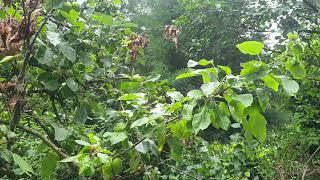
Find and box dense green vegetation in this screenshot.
[0,0,320,179]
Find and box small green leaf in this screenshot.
[45,80,59,91]
[12,153,34,175]
[236,41,264,55]
[256,88,270,111]
[166,91,184,102]
[187,60,198,67]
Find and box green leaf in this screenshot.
[0,10,6,19]
[285,61,306,79]
[198,59,213,66]
[54,126,70,141]
[166,91,184,102]
[75,104,88,124]
[47,31,61,46]
[187,89,204,99]
[37,47,54,65]
[170,120,192,138]
[281,76,299,96]
[236,41,264,55]
[45,80,59,91]
[12,153,33,175]
[110,132,127,145]
[59,155,78,163]
[248,108,267,143]
[75,140,91,146]
[256,88,270,111]
[0,55,19,64]
[40,153,58,178]
[118,93,140,101]
[232,94,253,107]
[92,13,113,26]
[240,61,269,80]
[200,82,220,97]
[176,72,197,80]
[66,78,79,92]
[229,101,245,123]
[58,42,76,62]
[181,104,194,121]
[192,106,211,134]
[218,65,232,75]
[113,0,122,6]
[261,75,279,92]
[131,117,149,128]
[45,0,66,9]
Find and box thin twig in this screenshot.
[302,145,320,180]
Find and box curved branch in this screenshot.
[0,120,69,159]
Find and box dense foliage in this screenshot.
[0,0,320,179]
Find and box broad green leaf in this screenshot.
[66,78,79,92]
[131,117,149,128]
[110,132,127,145]
[45,80,59,91]
[200,82,220,97]
[0,55,19,64]
[58,42,76,62]
[198,59,213,66]
[281,76,299,96]
[37,47,54,65]
[232,94,253,107]
[45,0,66,9]
[166,91,184,102]
[248,109,267,143]
[47,31,61,46]
[176,72,197,80]
[218,65,232,75]
[181,104,194,121]
[0,10,6,19]
[40,153,58,178]
[12,153,34,175]
[261,75,279,92]
[229,101,245,123]
[54,126,70,141]
[192,106,211,134]
[168,137,183,160]
[240,61,269,80]
[59,155,78,163]
[92,13,113,26]
[75,105,88,124]
[236,41,264,55]
[75,140,90,146]
[285,61,306,79]
[187,89,204,99]
[118,93,140,101]
[256,88,270,111]
[170,120,192,138]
